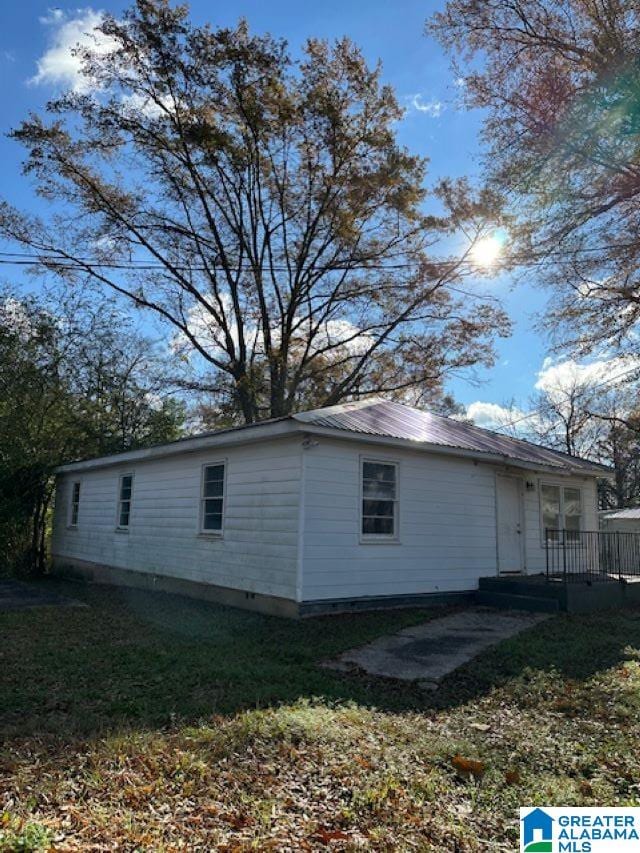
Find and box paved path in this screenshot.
[0,580,86,611]
[327,608,549,687]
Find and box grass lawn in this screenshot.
[2,580,640,850]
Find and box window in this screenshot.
[361,459,398,538]
[540,483,582,541]
[541,484,561,537]
[564,487,582,537]
[117,474,133,528]
[69,481,80,527]
[201,463,225,533]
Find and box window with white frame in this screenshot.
[540,483,582,541]
[117,474,133,528]
[69,481,80,526]
[201,463,225,533]
[361,459,398,538]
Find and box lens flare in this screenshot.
[471,235,503,268]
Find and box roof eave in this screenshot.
[55,419,302,474]
[55,416,613,480]
[298,424,612,478]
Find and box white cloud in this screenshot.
[39,9,65,25]
[120,91,178,120]
[121,92,167,119]
[535,356,640,401]
[305,317,374,358]
[466,401,526,431]
[405,94,445,118]
[170,300,374,366]
[30,8,118,93]
[466,356,640,438]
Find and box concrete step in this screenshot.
[478,576,566,599]
[476,590,561,613]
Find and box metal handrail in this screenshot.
[545,528,640,583]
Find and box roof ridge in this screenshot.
[293,396,387,422]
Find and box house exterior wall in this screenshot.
[523,476,599,574]
[600,517,640,534]
[52,431,601,612]
[52,437,303,603]
[299,437,600,602]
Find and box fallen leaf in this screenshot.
[505,769,521,785]
[312,828,351,843]
[451,754,486,778]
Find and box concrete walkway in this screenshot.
[0,580,86,611]
[327,608,549,687]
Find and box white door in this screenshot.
[496,475,524,574]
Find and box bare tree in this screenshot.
[2,1,508,424]
[527,383,603,459]
[429,0,640,359]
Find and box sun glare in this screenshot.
[471,235,503,268]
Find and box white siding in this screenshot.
[52,431,602,606]
[601,518,640,534]
[299,438,601,601]
[300,439,498,601]
[52,437,302,600]
[524,475,599,573]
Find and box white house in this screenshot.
[600,507,640,534]
[52,399,608,616]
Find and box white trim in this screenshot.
[116,473,134,530]
[54,416,611,479]
[295,444,306,603]
[495,473,526,575]
[68,480,81,528]
[539,478,583,544]
[199,460,226,537]
[295,425,611,478]
[359,456,400,544]
[56,421,298,474]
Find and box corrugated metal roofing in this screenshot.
[294,399,610,474]
[601,507,640,519]
[58,396,611,474]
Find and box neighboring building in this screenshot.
[600,507,640,534]
[52,399,608,616]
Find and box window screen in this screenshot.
[361,460,397,537]
[118,474,133,528]
[201,464,225,532]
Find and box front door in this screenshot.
[496,475,524,574]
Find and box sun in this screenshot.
[471,235,503,268]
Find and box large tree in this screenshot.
[2,0,508,424]
[488,373,640,507]
[0,290,184,574]
[430,0,640,357]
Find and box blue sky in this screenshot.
[0,1,555,423]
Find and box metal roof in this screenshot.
[294,399,610,475]
[600,507,640,520]
[57,397,611,475]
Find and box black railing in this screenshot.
[545,529,640,582]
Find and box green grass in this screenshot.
[0,580,439,738]
[2,580,640,850]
